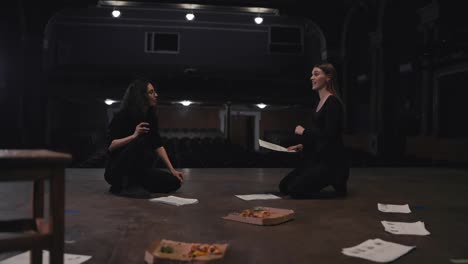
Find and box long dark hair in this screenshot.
[315,62,341,100]
[315,63,346,122]
[120,78,153,121]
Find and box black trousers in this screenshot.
[104,137,181,193]
[279,162,348,198]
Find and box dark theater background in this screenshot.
[1,0,467,167]
[1,1,468,264]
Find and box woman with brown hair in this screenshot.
[279,63,349,198]
[104,79,183,198]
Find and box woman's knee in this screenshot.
[170,180,182,192]
[166,175,182,191]
[156,178,181,193]
[279,179,289,194]
[143,171,181,193]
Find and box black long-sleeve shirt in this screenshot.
[301,95,346,165]
[107,109,163,154]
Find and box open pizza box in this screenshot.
[145,239,228,263]
[222,207,295,226]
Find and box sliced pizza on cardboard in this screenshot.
[145,239,228,263]
[222,207,295,226]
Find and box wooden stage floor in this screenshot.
[1,167,468,263]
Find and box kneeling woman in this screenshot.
[279,63,349,198]
[104,79,184,198]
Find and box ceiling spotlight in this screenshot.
[112,9,121,18]
[180,100,193,106]
[256,103,267,109]
[105,99,118,105]
[254,16,263,24]
[186,12,195,21]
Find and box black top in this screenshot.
[300,95,346,165]
[107,108,163,152]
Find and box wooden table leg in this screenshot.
[49,168,65,264]
[32,178,45,264]
[31,248,42,264]
[33,179,44,219]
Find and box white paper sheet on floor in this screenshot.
[342,238,415,263]
[381,220,430,236]
[377,203,411,213]
[235,194,281,201]
[149,196,199,206]
[0,250,91,264]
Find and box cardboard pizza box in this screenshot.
[145,239,228,263]
[222,207,295,226]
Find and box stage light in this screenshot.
[112,9,121,18]
[105,99,117,105]
[256,103,267,109]
[186,12,195,21]
[254,16,263,24]
[180,100,193,106]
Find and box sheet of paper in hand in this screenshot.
[222,207,295,226]
[144,239,228,263]
[258,139,295,152]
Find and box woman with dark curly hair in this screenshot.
[104,79,183,198]
[279,63,349,198]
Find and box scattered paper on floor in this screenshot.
[342,238,414,263]
[0,250,91,264]
[450,259,468,263]
[149,196,199,206]
[381,221,430,236]
[378,203,411,213]
[235,194,281,201]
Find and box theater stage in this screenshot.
[1,167,468,263]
